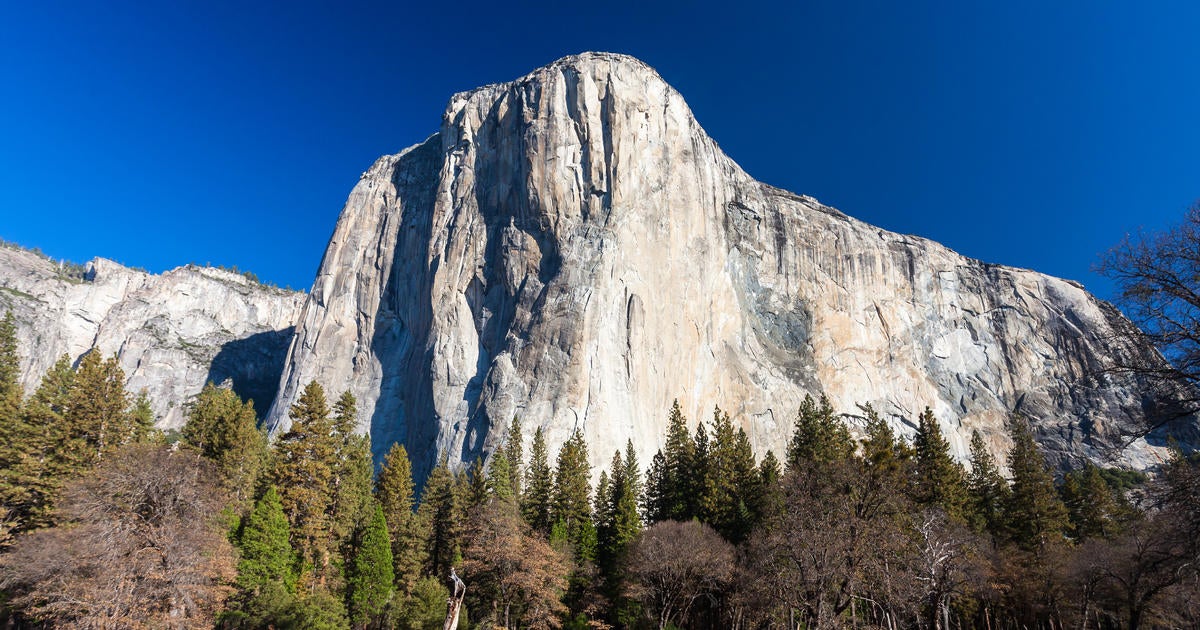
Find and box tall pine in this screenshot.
[552,428,594,561]
[786,394,854,470]
[521,426,554,535]
[272,381,339,582]
[502,416,524,500]
[1003,417,1068,549]
[183,383,267,506]
[966,429,1008,535]
[375,442,427,595]
[346,501,395,629]
[911,407,970,522]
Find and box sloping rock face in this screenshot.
[0,247,305,427]
[268,52,1188,479]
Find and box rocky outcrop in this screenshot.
[266,52,1190,478]
[0,246,304,427]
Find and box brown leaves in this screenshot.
[0,444,236,628]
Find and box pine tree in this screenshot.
[1061,462,1122,540]
[911,407,970,522]
[375,442,427,596]
[346,501,395,629]
[1003,418,1068,549]
[966,429,1008,535]
[487,450,516,505]
[2,354,73,532]
[61,350,132,469]
[752,449,783,523]
[661,399,695,521]
[236,486,298,593]
[522,426,554,535]
[0,311,23,464]
[418,453,466,579]
[272,381,339,582]
[502,416,523,500]
[642,449,668,523]
[128,389,156,443]
[607,442,642,568]
[331,391,374,557]
[183,383,267,506]
[786,394,854,470]
[552,428,594,561]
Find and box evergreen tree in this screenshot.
[183,383,267,506]
[466,457,489,508]
[128,389,156,443]
[752,449,783,524]
[785,394,854,470]
[331,391,374,557]
[1003,418,1069,549]
[521,426,554,535]
[689,417,711,520]
[487,450,516,505]
[61,350,132,469]
[661,399,695,521]
[552,428,594,560]
[502,415,523,500]
[0,311,22,463]
[346,501,395,629]
[966,429,1008,535]
[1060,462,1123,540]
[911,407,970,522]
[642,449,668,523]
[375,442,427,596]
[272,381,339,582]
[2,354,74,532]
[418,453,466,579]
[236,486,298,593]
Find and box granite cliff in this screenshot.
[0,246,304,427]
[264,52,1191,479]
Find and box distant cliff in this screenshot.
[0,246,304,427]
[266,52,1193,479]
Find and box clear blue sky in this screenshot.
[2,1,1197,297]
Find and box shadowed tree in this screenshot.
[626,519,735,630]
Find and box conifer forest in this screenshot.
[1,309,1199,630]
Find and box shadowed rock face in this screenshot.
[0,247,304,427]
[267,52,1192,480]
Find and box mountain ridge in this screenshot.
[264,52,1192,479]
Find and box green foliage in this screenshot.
[696,407,758,543]
[785,393,854,470]
[418,453,466,580]
[0,311,21,438]
[552,427,593,560]
[346,501,395,629]
[1003,418,1068,549]
[236,486,298,593]
[645,399,695,522]
[272,381,339,581]
[376,442,427,595]
[389,575,452,630]
[1060,463,1134,540]
[502,415,523,500]
[966,429,1009,535]
[521,426,554,534]
[183,383,267,506]
[331,391,375,556]
[486,450,516,505]
[61,350,134,469]
[911,407,970,522]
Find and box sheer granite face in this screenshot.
[259,52,1190,478]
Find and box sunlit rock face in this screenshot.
[267,52,1190,480]
[0,247,304,427]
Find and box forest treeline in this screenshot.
[1,309,1200,630]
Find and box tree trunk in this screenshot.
[444,572,465,630]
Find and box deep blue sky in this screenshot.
[2,2,1196,297]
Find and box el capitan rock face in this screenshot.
[0,246,304,427]
[267,52,1188,478]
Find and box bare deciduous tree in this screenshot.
[626,519,734,630]
[0,444,236,628]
